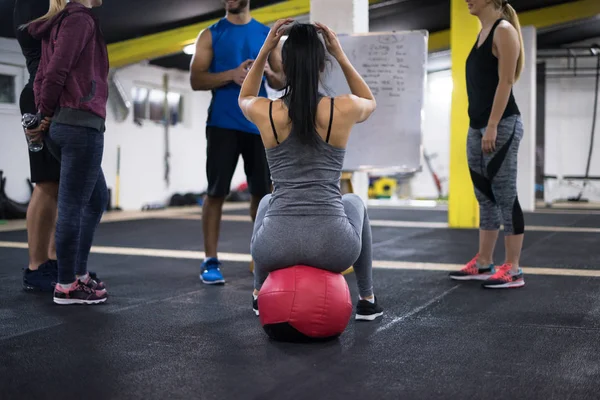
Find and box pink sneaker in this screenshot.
[481,264,525,289]
[53,281,108,305]
[449,254,495,281]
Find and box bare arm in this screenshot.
[265,41,286,90]
[239,19,292,122]
[487,22,520,128]
[239,44,271,123]
[336,53,377,123]
[190,29,233,91]
[315,22,376,123]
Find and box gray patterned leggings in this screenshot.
[467,114,525,235]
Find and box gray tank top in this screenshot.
[264,96,347,218]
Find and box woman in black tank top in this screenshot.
[449,0,527,289]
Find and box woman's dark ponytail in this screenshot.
[281,23,326,145]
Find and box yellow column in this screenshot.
[448,0,481,228]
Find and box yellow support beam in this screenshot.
[107,0,382,68]
[430,0,600,52]
[429,30,451,53]
[448,0,480,229]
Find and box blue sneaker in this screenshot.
[23,260,57,292]
[200,258,225,284]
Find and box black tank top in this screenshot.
[466,18,520,129]
[13,0,49,86]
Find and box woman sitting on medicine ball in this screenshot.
[238,19,383,321]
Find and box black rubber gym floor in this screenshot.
[1,206,599,399]
[223,204,600,227]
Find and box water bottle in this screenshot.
[22,113,44,153]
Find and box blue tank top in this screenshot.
[264,96,348,218]
[207,18,270,134]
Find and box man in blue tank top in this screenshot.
[190,0,285,284]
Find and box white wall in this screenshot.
[543,46,600,203]
[513,26,537,212]
[409,69,452,199]
[0,38,249,210]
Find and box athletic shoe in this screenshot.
[79,273,106,292]
[53,281,108,305]
[200,258,225,284]
[355,297,384,321]
[481,263,525,289]
[252,295,259,316]
[449,254,495,281]
[22,260,57,292]
[47,260,106,291]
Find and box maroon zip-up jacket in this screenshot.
[28,2,109,132]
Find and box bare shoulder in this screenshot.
[192,28,213,61]
[332,94,361,114]
[331,94,376,124]
[241,97,272,124]
[494,21,519,42]
[197,27,212,46]
[190,28,214,77]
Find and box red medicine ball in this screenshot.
[258,265,353,342]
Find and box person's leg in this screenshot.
[50,123,107,304]
[22,139,61,291]
[340,194,373,298]
[341,193,383,321]
[202,196,225,259]
[74,168,108,291]
[22,182,59,292]
[240,130,272,274]
[250,194,272,315]
[19,79,63,292]
[200,126,240,284]
[26,182,58,269]
[481,116,525,289]
[48,205,57,261]
[449,127,500,281]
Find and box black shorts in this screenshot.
[205,126,271,198]
[20,83,61,184]
[28,146,61,183]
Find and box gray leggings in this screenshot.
[250,193,374,298]
[467,114,524,235]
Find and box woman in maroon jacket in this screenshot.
[25,0,108,305]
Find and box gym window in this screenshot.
[0,74,15,104]
[0,63,22,114]
[131,85,184,126]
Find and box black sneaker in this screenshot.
[253,295,259,316]
[22,260,57,292]
[355,297,384,321]
[53,281,108,305]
